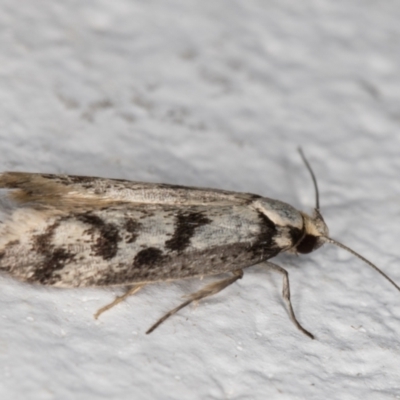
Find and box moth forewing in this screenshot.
[0,150,398,339]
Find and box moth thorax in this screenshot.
[296,210,329,254]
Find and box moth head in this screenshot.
[294,149,329,254]
[296,148,400,296]
[296,209,329,254]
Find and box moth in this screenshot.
[0,150,398,339]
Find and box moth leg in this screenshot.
[94,284,144,319]
[146,269,243,334]
[263,262,314,339]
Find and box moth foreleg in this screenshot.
[94,284,145,319]
[146,269,244,334]
[263,261,314,339]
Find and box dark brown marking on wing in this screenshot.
[124,218,142,243]
[33,221,61,254]
[85,247,170,285]
[30,221,76,284]
[66,175,98,189]
[134,247,166,268]
[159,184,190,190]
[249,212,280,259]
[0,240,20,272]
[165,211,212,252]
[76,212,121,260]
[34,248,76,284]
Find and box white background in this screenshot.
[1,1,400,399]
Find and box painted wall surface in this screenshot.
[0,1,399,399]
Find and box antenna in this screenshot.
[298,147,320,210]
[324,236,400,292]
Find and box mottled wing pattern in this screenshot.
[0,172,260,207]
[0,173,282,287]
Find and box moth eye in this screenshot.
[296,234,318,254]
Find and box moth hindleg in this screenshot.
[263,261,314,339]
[94,284,145,319]
[146,269,244,334]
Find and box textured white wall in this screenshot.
[0,1,400,399]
